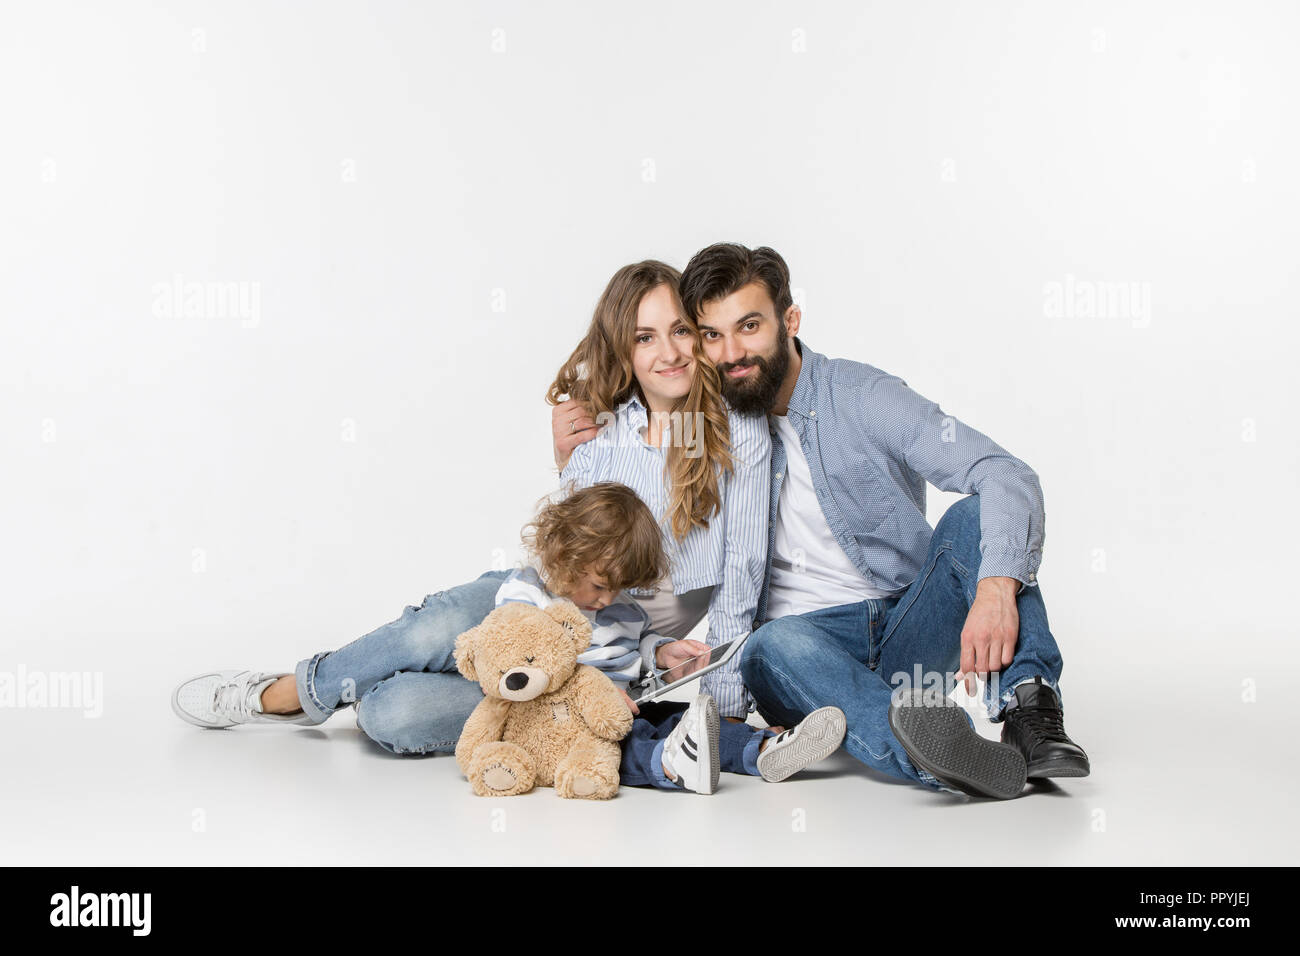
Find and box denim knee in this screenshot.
[356,670,483,756]
[397,574,506,666]
[743,622,820,676]
[355,676,448,756]
[740,628,777,687]
[741,624,824,725]
[933,493,980,542]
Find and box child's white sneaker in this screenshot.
[171,670,313,728]
[757,705,847,782]
[660,694,720,794]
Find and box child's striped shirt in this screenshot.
[494,565,673,689]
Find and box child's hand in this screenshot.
[617,687,640,715]
[655,639,711,681]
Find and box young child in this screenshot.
[502,481,847,794]
[172,481,845,790]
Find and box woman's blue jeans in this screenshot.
[293,569,510,754]
[739,494,1065,792]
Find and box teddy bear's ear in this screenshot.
[452,625,480,681]
[544,599,593,654]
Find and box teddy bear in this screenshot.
[452,598,634,799]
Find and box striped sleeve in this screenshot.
[495,569,660,689]
[582,598,657,687]
[701,410,772,718]
[559,431,598,491]
[494,566,552,608]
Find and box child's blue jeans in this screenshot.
[619,700,775,790]
[292,569,772,785]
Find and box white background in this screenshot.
[2,0,1296,865]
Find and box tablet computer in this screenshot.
[629,635,749,705]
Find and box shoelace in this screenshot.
[212,673,260,720]
[1009,704,1068,741]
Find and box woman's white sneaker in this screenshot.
[660,694,721,794]
[757,706,847,782]
[171,670,313,728]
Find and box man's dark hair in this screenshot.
[679,243,794,323]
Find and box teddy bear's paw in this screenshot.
[555,761,619,800]
[470,760,532,797]
[470,764,530,796]
[586,707,635,741]
[467,741,536,796]
[483,764,519,791]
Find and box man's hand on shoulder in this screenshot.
[552,398,600,471]
[958,576,1021,695]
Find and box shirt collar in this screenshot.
[620,394,649,430]
[620,393,678,446]
[782,336,820,421]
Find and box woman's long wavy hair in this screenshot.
[546,260,733,542]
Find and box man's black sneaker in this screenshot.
[888,689,1027,799]
[1000,677,1090,779]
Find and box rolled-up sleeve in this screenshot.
[869,375,1044,591]
[702,412,771,717]
[638,626,675,680]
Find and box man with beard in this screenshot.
[665,242,1090,800]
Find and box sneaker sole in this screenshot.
[888,690,1026,799]
[1027,756,1091,779]
[700,696,720,795]
[758,706,847,783]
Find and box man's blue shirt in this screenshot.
[754,337,1045,627]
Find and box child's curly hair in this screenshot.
[522,482,668,597]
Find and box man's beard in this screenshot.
[716,326,790,415]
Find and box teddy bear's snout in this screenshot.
[498,666,550,701]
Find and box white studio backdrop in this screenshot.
[1,0,1297,861]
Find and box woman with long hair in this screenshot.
[547,260,763,712]
[547,260,845,790]
[171,259,845,790]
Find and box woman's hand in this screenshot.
[552,398,600,471]
[617,687,640,715]
[655,639,711,681]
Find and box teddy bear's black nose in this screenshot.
[505,672,530,691]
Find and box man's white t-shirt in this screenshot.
[765,412,897,620]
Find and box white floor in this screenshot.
[4,0,1298,870]
[4,639,1294,866]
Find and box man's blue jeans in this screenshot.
[740,494,1065,792]
[293,569,511,754]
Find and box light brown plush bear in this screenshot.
[453,599,633,799]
